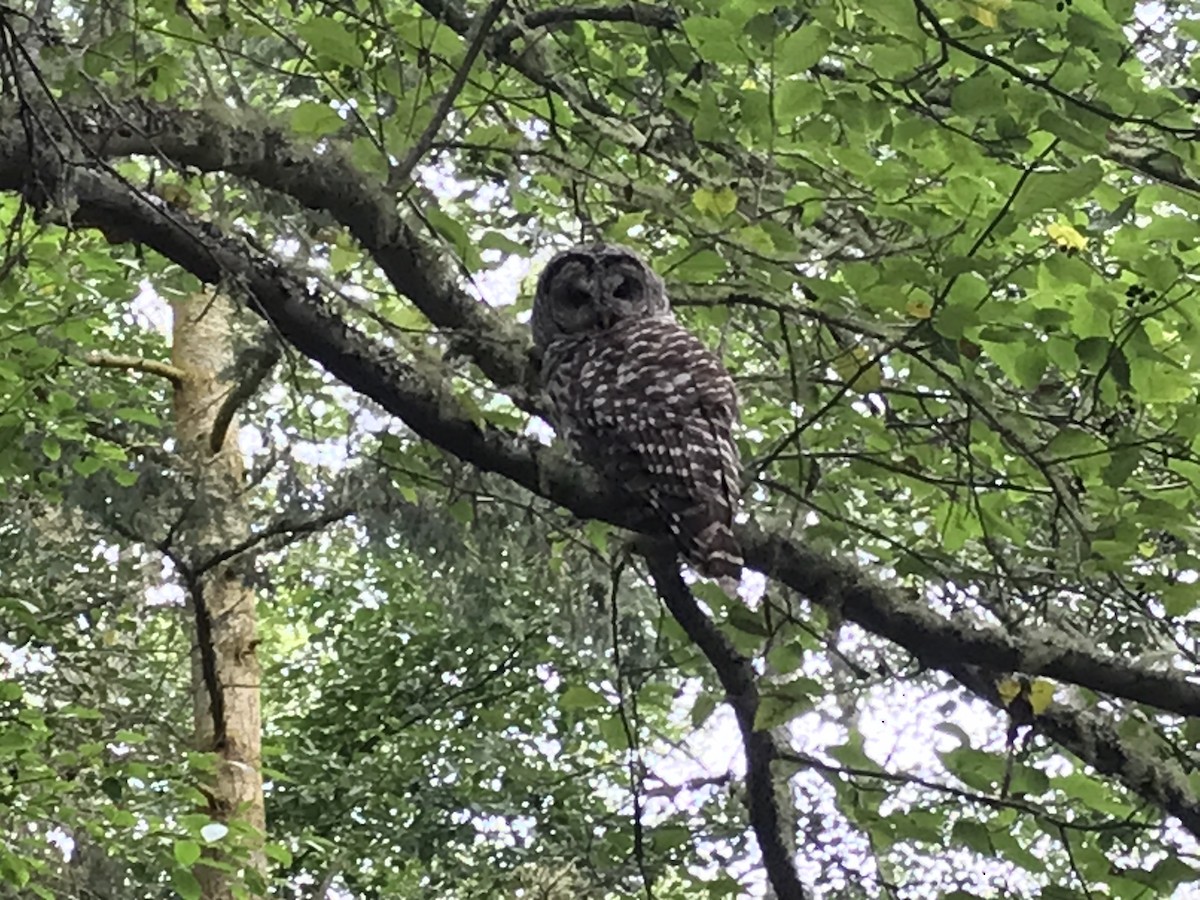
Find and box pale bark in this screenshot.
[170,289,266,899]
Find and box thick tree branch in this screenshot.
[749,528,1200,719]
[0,99,536,399]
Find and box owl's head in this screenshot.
[531,243,669,350]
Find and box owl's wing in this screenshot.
[573,319,743,578]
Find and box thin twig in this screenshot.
[390,0,510,187]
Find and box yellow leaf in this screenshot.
[711,186,738,216]
[158,183,192,208]
[693,186,738,218]
[1027,679,1055,715]
[996,676,1054,715]
[968,0,1010,27]
[969,5,996,27]
[906,298,932,319]
[1046,222,1088,251]
[831,346,883,393]
[996,677,1022,706]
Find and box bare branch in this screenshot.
[84,351,188,385]
[196,505,357,574]
[749,527,1200,718]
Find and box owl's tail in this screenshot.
[689,520,744,582]
[651,490,743,586]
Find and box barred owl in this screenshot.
[532,243,743,580]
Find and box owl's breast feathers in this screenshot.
[541,317,743,580]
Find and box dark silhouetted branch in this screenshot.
[642,543,807,900]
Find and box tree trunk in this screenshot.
[170,289,266,899]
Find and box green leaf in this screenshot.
[112,468,139,487]
[598,714,630,750]
[857,0,925,40]
[1163,583,1197,617]
[952,73,1006,116]
[672,249,726,282]
[941,747,1006,791]
[1013,346,1047,389]
[1009,161,1105,220]
[100,776,124,802]
[776,80,822,120]
[683,17,744,64]
[1147,856,1200,889]
[0,729,31,754]
[172,868,202,900]
[651,825,692,850]
[263,842,293,866]
[1038,110,1108,152]
[295,17,365,68]
[1102,446,1140,487]
[1070,0,1122,31]
[693,186,738,217]
[951,819,993,855]
[739,88,771,143]
[560,685,607,711]
[690,692,718,728]
[72,456,103,477]
[693,87,724,141]
[828,732,875,771]
[582,520,609,553]
[173,840,202,868]
[114,407,161,427]
[775,25,831,76]
[290,102,345,137]
[754,680,819,730]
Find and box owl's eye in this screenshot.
[612,277,639,301]
[563,286,591,308]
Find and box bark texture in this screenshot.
[170,290,265,899]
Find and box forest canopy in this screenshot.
[3,0,1200,897]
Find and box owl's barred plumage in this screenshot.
[532,244,743,580]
